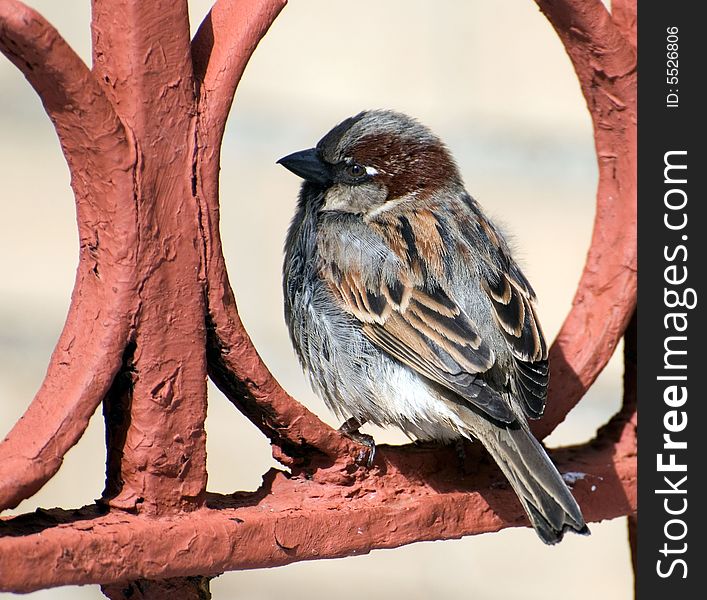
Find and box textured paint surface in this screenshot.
[0,0,636,596]
[532,0,637,440]
[0,0,139,511]
[90,0,209,516]
[0,423,635,592]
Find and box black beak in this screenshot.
[277,148,331,185]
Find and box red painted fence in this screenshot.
[0,1,636,598]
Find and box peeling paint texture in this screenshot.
[0,0,636,597]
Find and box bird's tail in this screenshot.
[474,422,589,544]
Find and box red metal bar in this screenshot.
[0,423,636,593]
[89,0,209,515]
[532,0,637,439]
[0,0,138,511]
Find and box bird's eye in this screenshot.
[346,163,366,178]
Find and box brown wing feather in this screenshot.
[322,264,515,423]
[484,269,549,418]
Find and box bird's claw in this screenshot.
[339,418,376,467]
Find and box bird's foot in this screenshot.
[454,437,477,475]
[339,417,376,467]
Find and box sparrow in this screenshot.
[278,109,588,544]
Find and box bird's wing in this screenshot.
[321,261,517,423]
[483,265,549,418]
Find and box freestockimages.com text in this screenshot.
[655,149,693,580]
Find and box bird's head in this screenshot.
[278,110,462,217]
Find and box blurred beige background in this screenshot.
[0,1,631,598]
